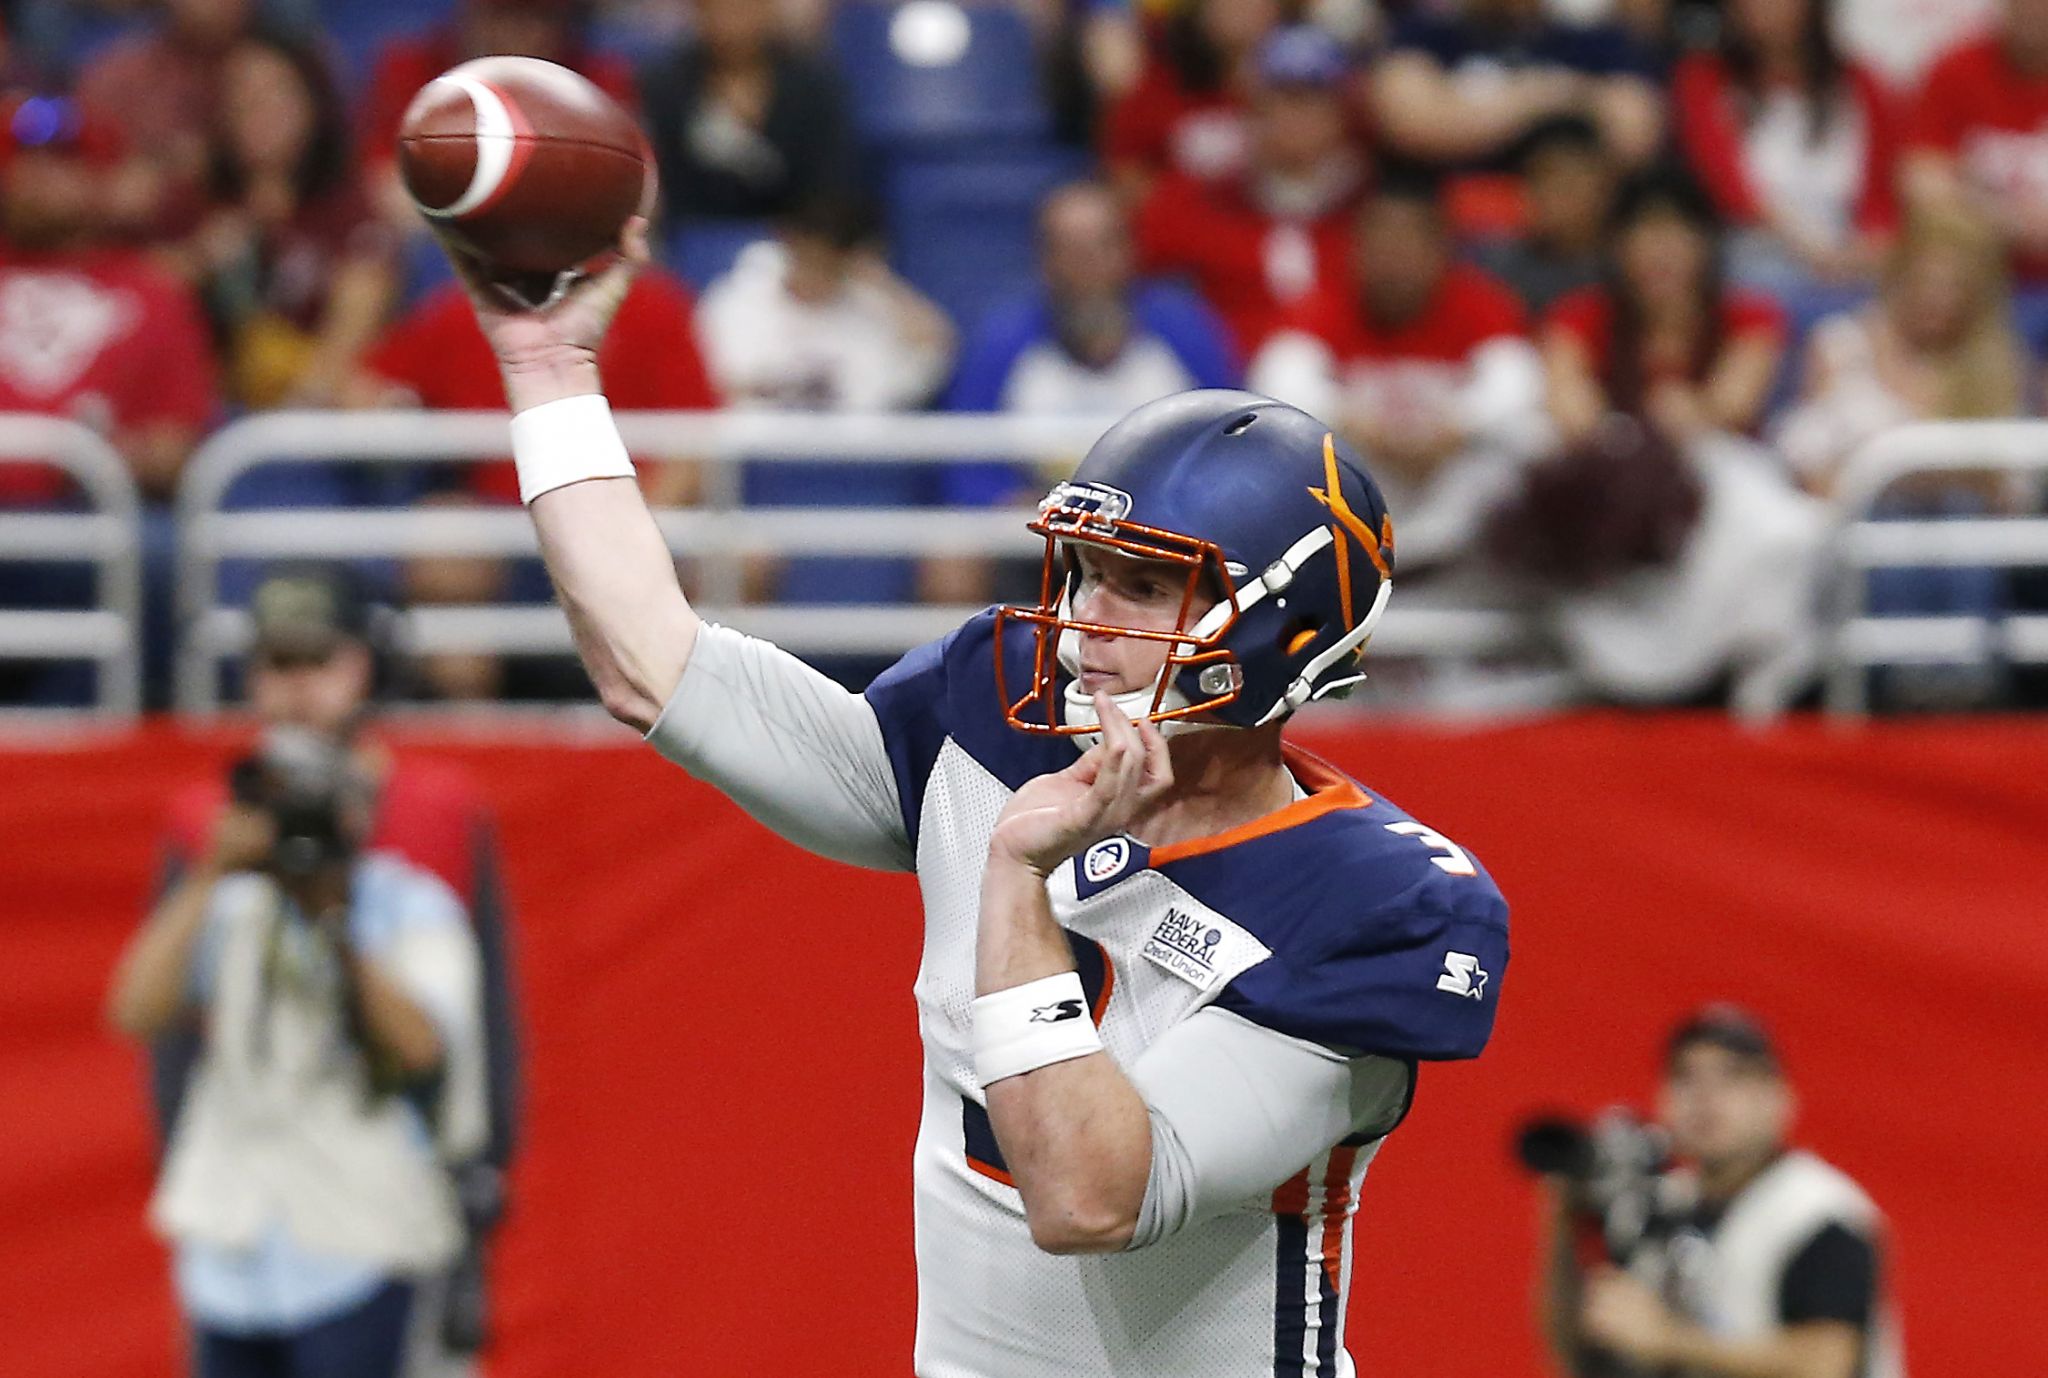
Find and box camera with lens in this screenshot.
[1516,1107,1671,1258]
[228,729,369,883]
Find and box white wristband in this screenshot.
[509,393,635,505]
[972,971,1103,1087]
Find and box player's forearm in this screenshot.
[108,864,218,1038]
[505,356,700,728]
[531,478,698,728]
[977,859,1152,1254]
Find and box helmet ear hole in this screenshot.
[1280,618,1321,657]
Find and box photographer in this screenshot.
[108,729,485,1378]
[154,566,522,1366]
[1532,1006,1903,1378]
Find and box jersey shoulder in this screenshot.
[863,610,1073,841]
[1170,756,1509,1061]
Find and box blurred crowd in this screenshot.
[2,0,2046,711]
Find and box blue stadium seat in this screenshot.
[399,229,459,309]
[664,218,775,293]
[830,1,1049,151]
[886,147,1088,336]
[315,0,455,89]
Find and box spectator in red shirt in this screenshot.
[1101,0,1282,200]
[0,94,220,506]
[1672,0,1901,291]
[1543,169,1788,447]
[182,31,397,409]
[359,0,638,229]
[1134,24,1368,358]
[1904,0,2048,284]
[353,268,716,699]
[1250,171,1547,570]
[74,0,266,240]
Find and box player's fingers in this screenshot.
[1093,691,1141,762]
[1135,716,1174,799]
[1069,744,1105,785]
[619,213,652,266]
[1090,694,1141,800]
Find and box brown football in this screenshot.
[398,55,647,278]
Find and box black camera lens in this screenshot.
[1515,1117,1594,1177]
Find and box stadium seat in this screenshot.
[315,0,455,89]
[885,147,1088,335]
[663,218,775,293]
[830,0,1049,152]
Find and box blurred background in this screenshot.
[0,0,2044,1375]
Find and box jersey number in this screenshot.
[1384,822,1476,877]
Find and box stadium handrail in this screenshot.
[173,410,1535,713]
[0,414,145,719]
[1821,419,2048,716]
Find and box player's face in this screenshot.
[1066,543,1216,697]
[1659,1044,1793,1173]
[247,642,372,740]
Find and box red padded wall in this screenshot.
[2,716,2043,1376]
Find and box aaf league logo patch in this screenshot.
[1083,837,1133,884]
[1074,835,1149,899]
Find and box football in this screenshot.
[398,55,647,279]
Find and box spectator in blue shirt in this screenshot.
[925,180,1238,603]
[1370,0,1663,172]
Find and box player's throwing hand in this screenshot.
[987,692,1175,878]
[438,215,651,411]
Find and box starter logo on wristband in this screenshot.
[1030,999,1086,1024]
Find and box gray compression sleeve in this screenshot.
[643,623,913,872]
[1125,1007,1413,1251]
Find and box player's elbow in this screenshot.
[1024,1197,1138,1255]
[593,670,661,733]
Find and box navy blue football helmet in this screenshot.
[996,389,1395,735]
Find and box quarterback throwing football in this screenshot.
[460,220,1509,1378]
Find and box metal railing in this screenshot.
[0,414,144,718]
[1822,420,2048,716]
[174,410,1536,713]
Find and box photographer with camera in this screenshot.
[148,566,521,1369]
[108,727,485,1378]
[1529,1006,1903,1378]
